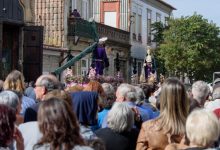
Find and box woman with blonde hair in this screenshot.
[3,70,35,116]
[136,77,189,150]
[165,109,220,150]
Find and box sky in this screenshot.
[165,0,220,27]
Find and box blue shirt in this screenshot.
[98,108,110,129]
[21,95,36,116]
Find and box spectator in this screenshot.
[19,89,72,150]
[24,74,60,122]
[190,80,210,112]
[136,77,189,150]
[165,109,220,150]
[0,104,24,150]
[33,98,92,150]
[70,9,81,18]
[116,83,154,122]
[98,83,115,128]
[3,70,35,116]
[83,80,106,112]
[0,90,23,125]
[205,87,220,111]
[24,81,36,101]
[71,91,99,140]
[95,102,139,150]
[135,85,159,118]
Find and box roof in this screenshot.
[156,0,177,10]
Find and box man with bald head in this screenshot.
[24,74,60,122]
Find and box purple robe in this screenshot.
[144,61,152,79]
[92,45,109,75]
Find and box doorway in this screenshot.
[2,24,20,79]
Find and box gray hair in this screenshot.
[0,90,20,110]
[116,83,137,102]
[107,102,134,133]
[134,86,145,102]
[192,81,210,103]
[101,83,115,97]
[186,109,220,147]
[36,75,60,92]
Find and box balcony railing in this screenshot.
[68,18,130,45]
[96,23,130,45]
[68,18,98,41]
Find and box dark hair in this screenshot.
[35,98,85,150]
[140,84,156,100]
[0,104,16,147]
[88,138,106,150]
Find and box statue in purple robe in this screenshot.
[91,37,109,75]
[140,46,156,83]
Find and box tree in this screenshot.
[151,22,168,76]
[158,14,220,81]
[151,22,167,45]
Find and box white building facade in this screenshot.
[92,0,175,82]
[130,0,175,78]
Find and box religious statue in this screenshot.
[91,37,109,76]
[140,46,156,83]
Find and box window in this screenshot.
[156,13,161,22]
[147,9,152,44]
[138,14,142,34]
[81,59,88,76]
[71,0,77,11]
[104,12,117,27]
[165,17,169,26]
[132,12,137,40]
[138,14,142,42]
[82,0,88,19]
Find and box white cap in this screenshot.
[99,37,108,44]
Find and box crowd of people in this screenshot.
[0,69,220,150]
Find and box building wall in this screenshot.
[131,0,172,49]
[35,0,65,47]
[42,50,60,74]
[130,0,174,80]
[93,0,130,31]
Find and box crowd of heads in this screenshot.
[0,69,220,150]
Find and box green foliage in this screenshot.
[151,22,168,76]
[152,22,167,44]
[158,14,220,81]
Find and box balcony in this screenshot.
[68,18,130,45]
[68,18,98,41]
[96,23,130,45]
